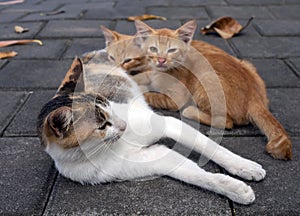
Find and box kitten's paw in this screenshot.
[220,175,255,205]
[266,136,292,160]
[231,182,255,205]
[227,158,266,181]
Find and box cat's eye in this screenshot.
[123,58,132,64]
[109,55,115,62]
[149,46,158,53]
[98,122,112,130]
[168,48,177,53]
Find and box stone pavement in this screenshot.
[0,0,299,215]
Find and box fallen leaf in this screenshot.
[128,14,167,21]
[0,0,24,6]
[0,39,43,47]
[0,51,18,59]
[201,16,254,39]
[14,25,29,34]
[40,10,65,16]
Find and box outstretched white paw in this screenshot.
[230,182,255,205]
[219,175,255,205]
[226,157,266,181]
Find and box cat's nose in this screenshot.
[118,120,127,132]
[157,57,166,64]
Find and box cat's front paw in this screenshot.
[231,182,255,205]
[227,158,266,181]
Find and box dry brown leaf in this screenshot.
[201,16,254,39]
[14,25,29,34]
[40,10,65,16]
[128,14,167,21]
[0,51,18,59]
[0,39,43,47]
[0,0,24,6]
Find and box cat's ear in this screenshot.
[47,107,72,138]
[175,19,197,44]
[100,25,120,47]
[134,20,155,46]
[57,57,85,94]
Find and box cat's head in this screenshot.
[37,58,126,151]
[134,20,197,71]
[100,25,148,72]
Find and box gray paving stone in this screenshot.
[170,0,226,6]
[1,1,61,13]
[0,22,44,40]
[114,20,182,35]
[195,36,236,56]
[226,0,285,5]
[0,12,25,23]
[20,7,83,21]
[230,37,300,58]
[267,89,300,136]
[220,137,300,215]
[63,38,105,59]
[206,6,273,19]
[116,0,169,7]
[0,91,28,134]
[44,164,231,215]
[251,59,300,88]
[83,6,145,19]
[0,60,72,89]
[21,2,115,21]
[0,137,56,215]
[146,7,209,20]
[288,58,300,77]
[0,39,69,59]
[254,20,300,36]
[269,5,300,19]
[0,60,7,69]
[4,90,56,136]
[39,20,112,38]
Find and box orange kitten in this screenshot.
[101,21,292,160]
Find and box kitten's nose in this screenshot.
[158,57,166,64]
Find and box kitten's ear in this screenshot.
[175,19,197,44]
[100,25,120,47]
[47,107,72,138]
[57,57,85,94]
[134,20,155,46]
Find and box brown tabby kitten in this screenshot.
[101,21,292,160]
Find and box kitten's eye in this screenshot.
[123,58,132,64]
[168,48,177,53]
[98,121,112,130]
[149,46,158,53]
[109,55,115,62]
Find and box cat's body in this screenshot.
[37,50,266,205]
[101,20,292,160]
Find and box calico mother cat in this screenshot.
[37,50,266,205]
[100,20,292,160]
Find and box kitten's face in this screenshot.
[134,20,197,72]
[141,34,188,71]
[101,26,147,72]
[106,38,147,71]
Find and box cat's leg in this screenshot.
[117,144,255,205]
[248,101,292,160]
[182,105,233,129]
[144,91,191,111]
[158,116,266,181]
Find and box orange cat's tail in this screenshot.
[248,102,292,160]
